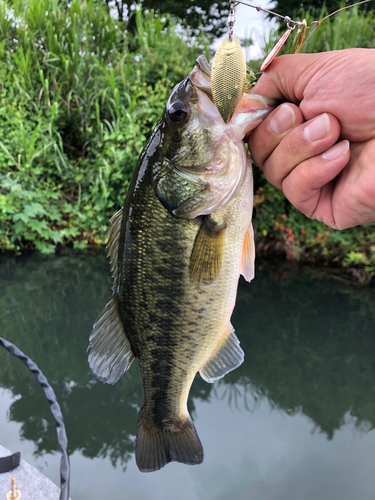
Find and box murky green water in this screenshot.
[1,252,375,499]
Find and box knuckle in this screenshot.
[262,157,281,188]
[248,134,265,168]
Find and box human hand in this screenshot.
[248,48,375,229]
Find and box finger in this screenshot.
[252,52,333,103]
[261,113,342,189]
[331,140,375,229]
[248,103,304,169]
[252,50,375,142]
[251,53,322,102]
[282,140,350,228]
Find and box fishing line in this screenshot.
[0,337,70,500]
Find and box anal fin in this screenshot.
[200,323,244,383]
[240,222,255,282]
[88,294,135,384]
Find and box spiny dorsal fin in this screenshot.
[199,323,244,383]
[106,208,123,290]
[189,215,226,283]
[240,223,255,282]
[88,294,135,384]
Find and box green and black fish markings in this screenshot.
[88,55,276,472]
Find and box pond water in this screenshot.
[1,252,375,500]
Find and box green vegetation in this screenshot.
[108,0,231,40]
[270,0,375,25]
[0,0,207,253]
[0,1,374,280]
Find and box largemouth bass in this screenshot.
[88,55,275,472]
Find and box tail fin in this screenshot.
[136,415,204,473]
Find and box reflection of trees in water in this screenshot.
[212,382,262,413]
[0,252,213,469]
[231,265,375,439]
[1,254,375,468]
[6,375,140,468]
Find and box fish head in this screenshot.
[157,55,277,219]
[161,57,222,169]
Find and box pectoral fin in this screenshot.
[88,294,135,384]
[240,223,255,282]
[189,215,226,283]
[200,323,244,383]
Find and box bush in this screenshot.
[1,0,374,281]
[0,0,207,252]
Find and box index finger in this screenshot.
[251,52,330,103]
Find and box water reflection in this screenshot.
[1,252,375,470]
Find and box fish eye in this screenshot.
[168,101,189,123]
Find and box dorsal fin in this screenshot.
[106,208,123,290]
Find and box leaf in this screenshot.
[13,213,30,224]
[51,231,63,243]
[74,239,88,249]
[23,202,47,218]
[28,219,49,233]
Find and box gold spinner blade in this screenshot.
[211,35,247,124]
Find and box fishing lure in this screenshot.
[211,0,369,122]
[290,19,307,55]
[211,3,247,123]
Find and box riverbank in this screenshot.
[1,2,374,280]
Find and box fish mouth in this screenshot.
[195,55,211,77]
[189,54,279,131]
[190,55,214,102]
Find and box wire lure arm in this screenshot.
[211,0,368,121]
[229,0,363,31]
[229,0,369,70]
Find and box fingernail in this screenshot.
[321,140,350,161]
[269,104,296,135]
[303,114,330,142]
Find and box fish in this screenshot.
[88,55,276,473]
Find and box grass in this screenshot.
[0,0,208,252]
